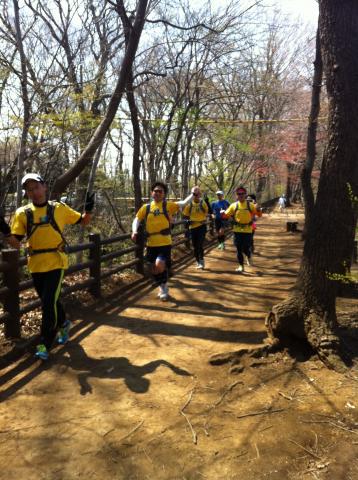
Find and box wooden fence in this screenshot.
[0,218,214,339]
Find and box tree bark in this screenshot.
[301,29,323,237]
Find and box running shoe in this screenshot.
[35,344,49,361]
[57,320,72,345]
[158,284,169,301]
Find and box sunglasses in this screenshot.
[237,192,246,196]
[153,189,164,193]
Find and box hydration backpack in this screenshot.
[144,199,172,236]
[233,200,253,226]
[188,199,206,216]
[24,200,68,255]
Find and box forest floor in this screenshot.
[0,209,357,480]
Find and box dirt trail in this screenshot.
[0,212,357,480]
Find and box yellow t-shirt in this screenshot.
[136,200,179,247]
[11,201,82,273]
[182,200,208,229]
[225,201,258,233]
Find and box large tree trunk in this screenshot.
[267,0,358,369]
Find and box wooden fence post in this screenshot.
[89,233,101,297]
[2,249,21,338]
[353,240,357,264]
[135,225,145,274]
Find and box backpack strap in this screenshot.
[24,206,35,239]
[162,199,171,224]
[47,201,68,247]
[145,202,151,220]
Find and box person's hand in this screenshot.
[0,216,11,236]
[131,232,138,243]
[85,192,95,213]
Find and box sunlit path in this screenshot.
[2,211,355,480]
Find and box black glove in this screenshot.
[0,216,11,236]
[85,192,95,213]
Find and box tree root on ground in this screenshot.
[209,296,354,374]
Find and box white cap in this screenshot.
[21,173,44,187]
[216,190,224,195]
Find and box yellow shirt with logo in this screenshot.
[136,200,179,247]
[225,201,259,233]
[182,200,208,229]
[11,202,82,273]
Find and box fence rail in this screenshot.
[0,217,211,338]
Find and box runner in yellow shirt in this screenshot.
[131,181,193,300]
[182,186,210,269]
[221,186,262,273]
[0,173,94,360]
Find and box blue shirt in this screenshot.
[211,199,230,219]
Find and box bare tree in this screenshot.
[51,0,149,195]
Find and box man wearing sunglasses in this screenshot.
[131,182,194,300]
[221,186,262,273]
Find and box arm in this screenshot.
[0,216,21,249]
[80,212,91,226]
[254,204,263,217]
[3,234,21,250]
[131,217,141,242]
[175,193,193,209]
[131,205,147,242]
[221,205,232,220]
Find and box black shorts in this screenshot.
[146,245,172,268]
[214,218,227,231]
